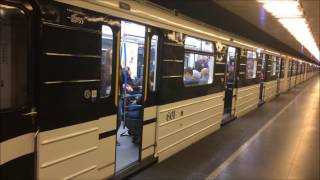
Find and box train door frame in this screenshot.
[138,26,161,165]
[0,1,38,179]
[288,60,292,89]
[115,20,147,172]
[294,61,298,87]
[258,53,267,105]
[114,21,160,177]
[276,57,281,95]
[222,46,238,124]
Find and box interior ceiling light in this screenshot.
[258,0,320,61]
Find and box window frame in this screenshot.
[100,24,114,99]
[270,56,277,77]
[245,50,258,79]
[183,35,215,87]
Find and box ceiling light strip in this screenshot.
[258,0,320,61]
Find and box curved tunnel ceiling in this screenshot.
[148,0,319,64]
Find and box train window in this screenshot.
[184,53,214,86]
[185,36,201,51]
[0,6,28,110]
[149,35,158,91]
[246,51,257,79]
[185,36,214,53]
[120,21,146,92]
[100,25,113,98]
[201,40,214,53]
[184,36,214,86]
[271,57,277,76]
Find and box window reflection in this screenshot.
[149,35,158,91]
[246,51,257,79]
[0,5,28,110]
[100,25,113,98]
[270,56,277,76]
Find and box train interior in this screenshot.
[116,21,145,171]
[223,46,236,123]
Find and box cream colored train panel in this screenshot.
[280,78,288,93]
[37,115,117,179]
[156,92,224,161]
[264,80,277,101]
[290,75,297,88]
[235,84,259,117]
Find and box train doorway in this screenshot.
[222,46,236,124]
[259,54,266,105]
[115,21,146,172]
[276,58,281,95]
[288,60,292,89]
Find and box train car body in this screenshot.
[0,0,319,179]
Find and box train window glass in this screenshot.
[185,36,214,53]
[226,47,236,81]
[271,57,277,76]
[298,62,301,74]
[120,21,145,92]
[201,40,214,53]
[185,36,201,51]
[149,35,158,91]
[0,6,28,110]
[246,51,257,79]
[100,25,113,98]
[184,53,214,86]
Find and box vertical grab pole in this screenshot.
[144,34,150,102]
[115,31,121,107]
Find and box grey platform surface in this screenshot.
[131,76,319,179]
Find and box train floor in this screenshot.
[131,76,319,179]
[116,121,139,171]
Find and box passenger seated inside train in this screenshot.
[183,61,209,85]
[118,66,142,143]
[200,68,209,84]
[183,57,212,86]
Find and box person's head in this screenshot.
[184,67,193,80]
[195,60,203,71]
[201,68,209,79]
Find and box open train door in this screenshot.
[140,27,160,163]
[222,46,238,124]
[288,60,292,89]
[276,57,281,95]
[114,21,158,174]
[0,1,37,179]
[258,54,267,105]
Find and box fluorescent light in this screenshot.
[258,0,320,61]
[0,5,16,9]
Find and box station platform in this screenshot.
[131,76,319,179]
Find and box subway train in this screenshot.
[0,0,319,179]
